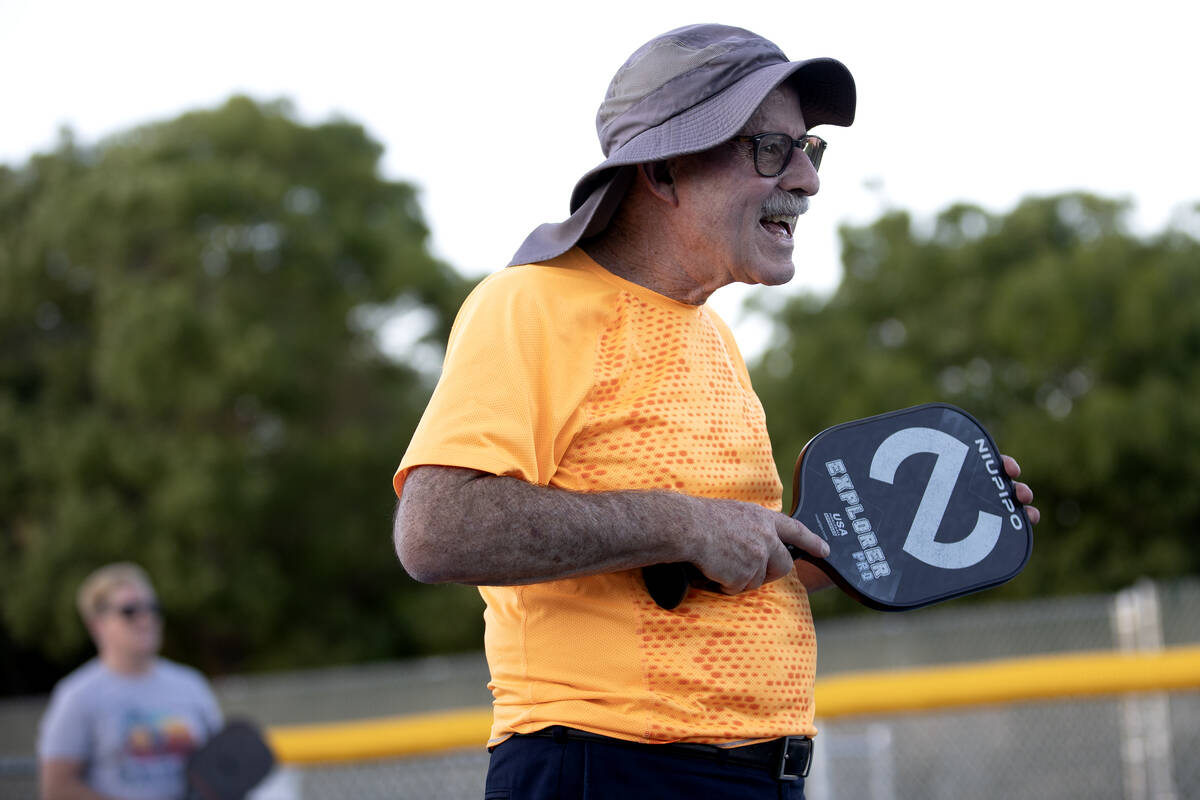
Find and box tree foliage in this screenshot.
[0,98,479,693]
[751,194,1200,616]
[3,96,1197,693]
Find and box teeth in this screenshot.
[762,214,797,235]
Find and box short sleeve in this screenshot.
[395,267,607,495]
[37,683,90,761]
[193,673,224,738]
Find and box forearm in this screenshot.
[40,763,114,800]
[44,786,111,800]
[396,465,829,593]
[395,467,698,585]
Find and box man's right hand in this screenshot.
[688,498,829,595]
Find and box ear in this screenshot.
[85,619,102,647]
[638,160,679,205]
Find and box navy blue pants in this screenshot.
[484,733,807,800]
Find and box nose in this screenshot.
[780,145,819,197]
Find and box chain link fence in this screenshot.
[2,577,1198,799]
[810,692,1200,800]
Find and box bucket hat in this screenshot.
[509,23,856,266]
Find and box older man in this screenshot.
[393,23,1037,799]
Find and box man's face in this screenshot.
[92,581,162,660]
[670,85,817,290]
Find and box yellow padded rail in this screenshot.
[268,708,494,765]
[812,644,1200,717]
[266,645,1200,765]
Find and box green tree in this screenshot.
[0,98,480,693]
[752,193,1200,615]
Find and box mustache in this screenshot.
[760,192,809,218]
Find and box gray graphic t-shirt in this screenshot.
[38,658,223,799]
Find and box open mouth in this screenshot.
[759,214,796,238]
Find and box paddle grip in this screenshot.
[643,544,805,610]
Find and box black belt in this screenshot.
[518,726,813,781]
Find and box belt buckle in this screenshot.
[775,736,812,781]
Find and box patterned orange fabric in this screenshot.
[396,248,817,745]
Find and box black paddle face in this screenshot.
[643,403,1032,611]
[186,720,275,800]
[790,403,1032,610]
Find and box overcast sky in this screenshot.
[3,0,1198,353]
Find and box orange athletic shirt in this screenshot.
[395,248,817,745]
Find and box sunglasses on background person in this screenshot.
[733,132,828,177]
[100,601,163,621]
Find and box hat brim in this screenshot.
[509,56,856,267]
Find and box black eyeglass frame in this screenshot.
[100,601,163,621]
[732,133,828,177]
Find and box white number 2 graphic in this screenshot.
[868,427,1001,570]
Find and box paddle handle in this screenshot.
[643,544,805,610]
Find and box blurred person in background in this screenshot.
[37,562,223,800]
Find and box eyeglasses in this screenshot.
[103,601,162,621]
[732,133,827,177]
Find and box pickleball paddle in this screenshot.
[643,403,1033,611]
[186,719,275,800]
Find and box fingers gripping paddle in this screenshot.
[643,404,1033,611]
